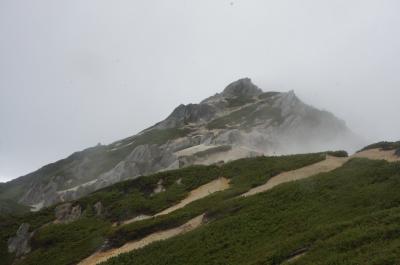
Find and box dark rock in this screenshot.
[395,148,400,157]
[7,223,33,257]
[157,103,217,129]
[222,78,262,98]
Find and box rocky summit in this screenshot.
[0,78,360,210]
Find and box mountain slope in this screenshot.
[0,78,361,210]
[101,157,400,265]
[1,142,399,265]
[0,152,327,265]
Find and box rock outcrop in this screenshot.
[94,201,104,216]
[7,223,33,257]
[54,203,82,223]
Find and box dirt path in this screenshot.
[121,177,229,226]
[78,214,205,265]
[353,148,400,162]
[242,156,349,197]
[243,148,400,197]
[156,177,230,216]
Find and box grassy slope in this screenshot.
[0,153,325,265]
[0,199,30,216]
[103,158,400,265]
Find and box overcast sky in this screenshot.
[1,0,400,182]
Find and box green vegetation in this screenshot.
[0,208,54,265]
[0,153,324,265]
[326,150,348,157]
[107,153,325,248]
[0,199,29,216]
[359,140,400,152]
[103,158,400,265]
[80,165,221,222]
[18,218,109,265]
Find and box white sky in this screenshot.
[1,0,400,181]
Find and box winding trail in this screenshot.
[78,214,205,265]
[242,156,349,197]
[243,148,400,197]
[121,177,229,226]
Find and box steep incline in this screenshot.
[0,78,361,210]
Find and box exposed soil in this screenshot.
[78,215,204,265]
[353,148,400,162]
[120,177,229,226]
[242,156,349,197]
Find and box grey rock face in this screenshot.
[155,103,217,129]
[55,203,82,223]
[7,223,32,257]
[1,78,362,212]
[94,144,179,190]
[212,130,244,146]
[222,78,262,98]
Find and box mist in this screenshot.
[1,0,400,182]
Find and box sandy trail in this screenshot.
[242,156,349,197]
[243,148,400,197]
[78,214,205,265]
[353,148,400,162]
[121,177,229,226]
[156,177,230,216]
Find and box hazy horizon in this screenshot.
[1,1,400,182]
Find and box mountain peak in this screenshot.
[2,78,360,211]
[221,78,263,98]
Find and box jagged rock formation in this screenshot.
[0,78,362,210]
[7,223,33,257]
[54,203,82,223]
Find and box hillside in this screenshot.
[1,141,399,265]
[0,78,360,211]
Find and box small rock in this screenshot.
[153,179,166,194]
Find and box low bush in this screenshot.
[359,141,400,152]
[326,150,348,157]
[102,159,400,265]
